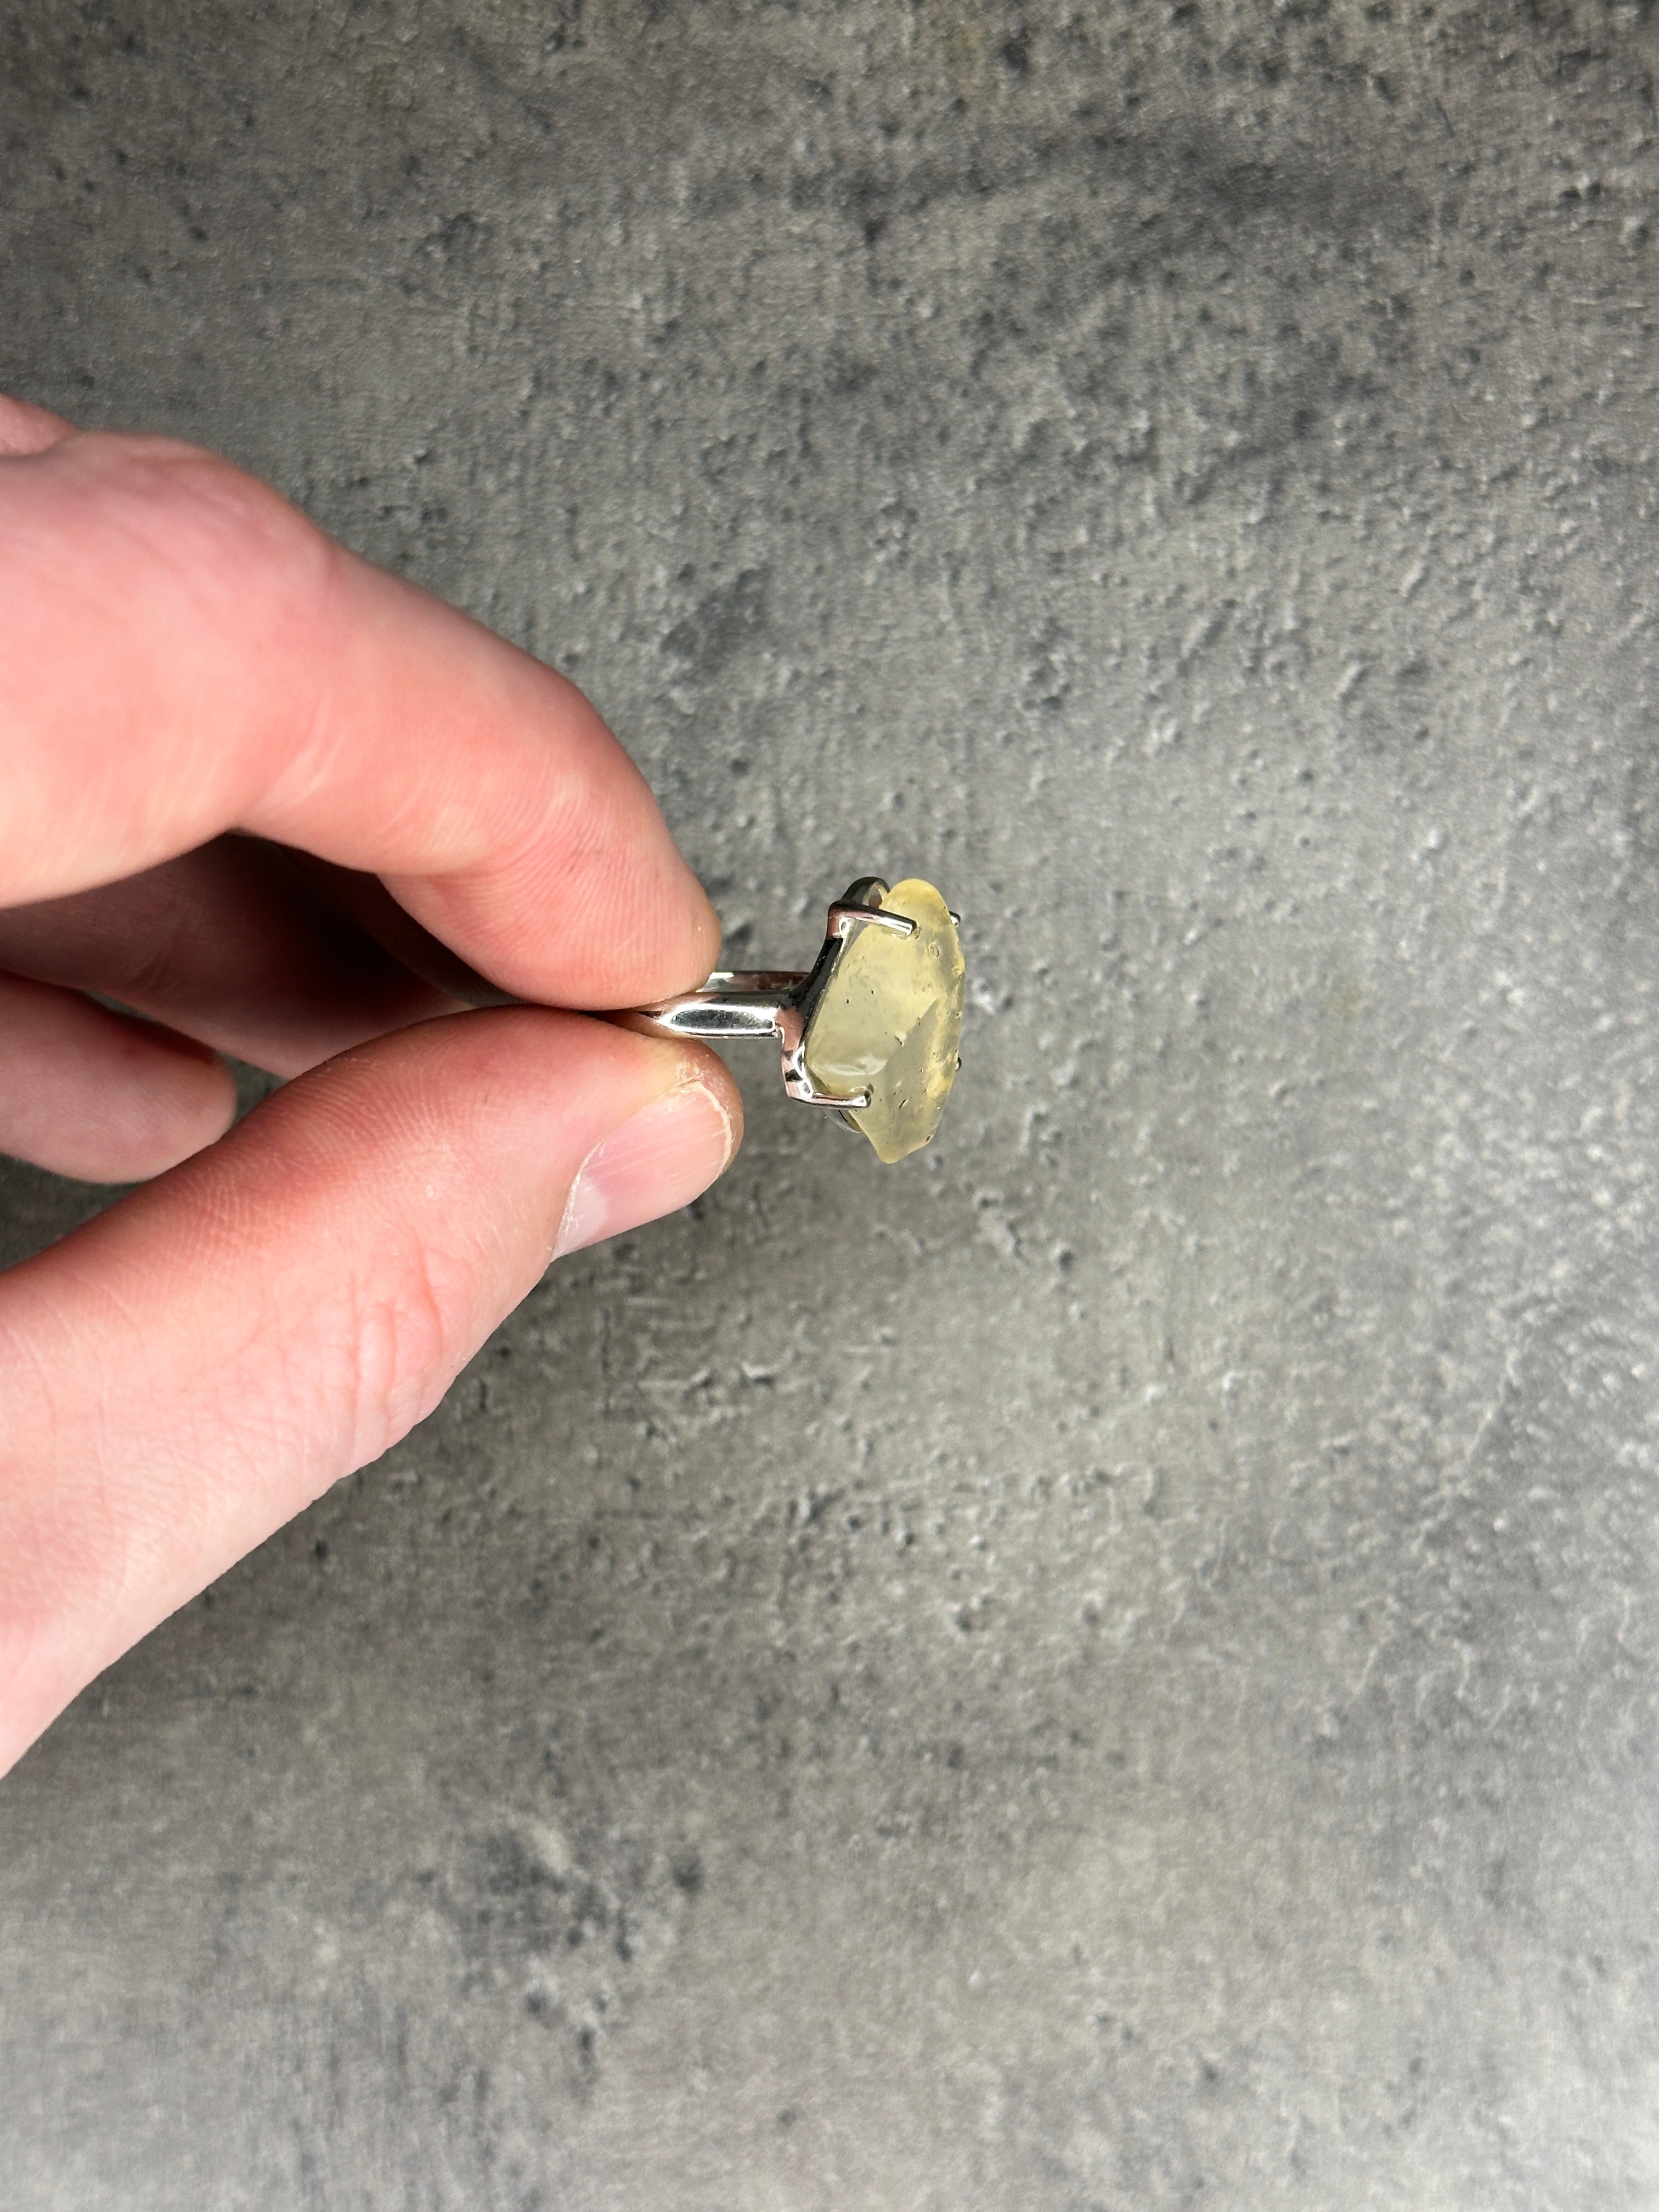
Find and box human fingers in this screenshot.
[0,419,721,1006]
[0,1007,741,1776]
[0,971,236,1180]
[0,839,464,1077]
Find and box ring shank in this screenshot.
[612,970,808,1042]
[608,886,901,1118]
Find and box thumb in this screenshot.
[0,1007,739,1775]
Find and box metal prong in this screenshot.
[827,902,915,940]
[774,1002,871,1109]
[787,1084,873,1109]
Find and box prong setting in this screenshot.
[612,874,960,1158]
[776,1001,871,1108]
[827,902,916,941]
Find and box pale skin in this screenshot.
[0,393,743,1779]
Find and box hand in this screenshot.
[0,394,741,1777]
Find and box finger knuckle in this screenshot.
[74,431,338,628]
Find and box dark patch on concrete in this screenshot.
[661,568,769,680]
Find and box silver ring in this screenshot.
[614,876,966,1163]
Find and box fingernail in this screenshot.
[554,1080,736,1259]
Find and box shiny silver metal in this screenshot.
[616,877,916,1110]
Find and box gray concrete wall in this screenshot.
[3,3,1658,2204]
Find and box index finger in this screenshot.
[0,418,720,1007]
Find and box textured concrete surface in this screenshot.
[4,3,1659,2205]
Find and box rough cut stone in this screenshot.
[803,878,965,1163]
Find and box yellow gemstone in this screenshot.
[803,878,966,1163]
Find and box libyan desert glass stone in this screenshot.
[803,878,966,1163]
